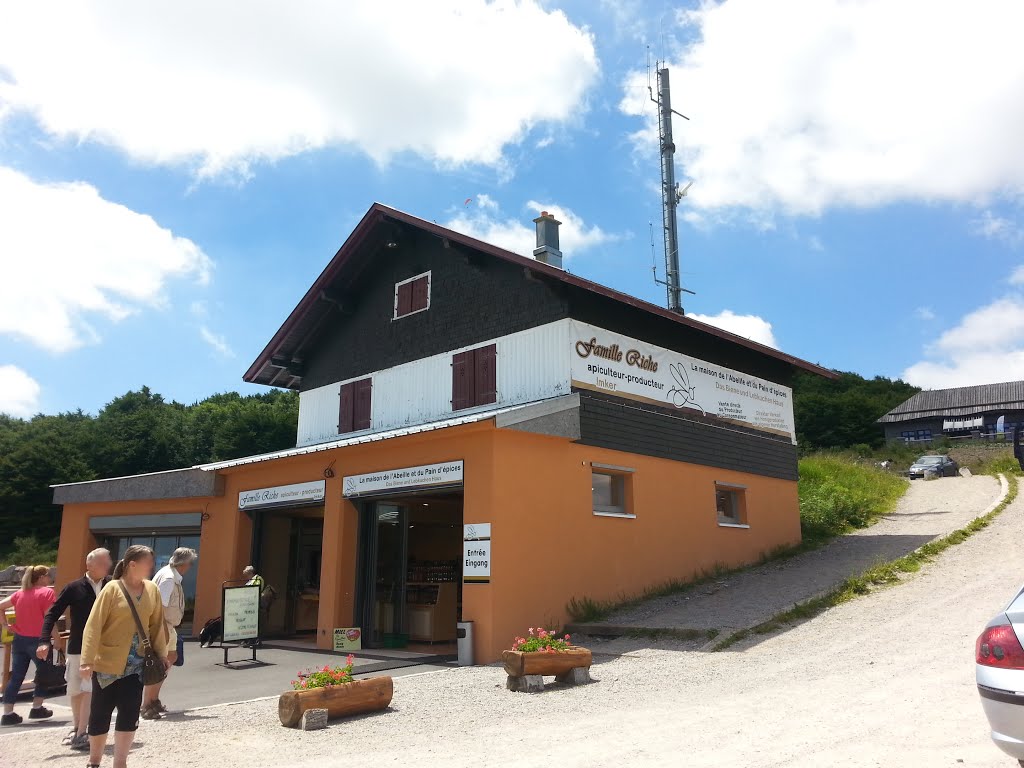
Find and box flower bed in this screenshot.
[278,656,393,727]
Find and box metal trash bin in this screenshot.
[457,621,474,666]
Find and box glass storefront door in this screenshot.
[360,503,408,647]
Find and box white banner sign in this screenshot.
[222,585,260,642]
[343,460,464,498]
[238,480,326,510]
[463,523,491,583]
[570,320,796,442]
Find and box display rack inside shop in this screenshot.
[406,560,458,582]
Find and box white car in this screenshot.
[977,584,1024,763]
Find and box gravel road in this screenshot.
[597,474,1003,633]
[2,475,1017,768]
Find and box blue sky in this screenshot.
[1,0,1023,418]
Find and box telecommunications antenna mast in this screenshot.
[649,60,694,314]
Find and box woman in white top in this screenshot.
[141,548,195,720]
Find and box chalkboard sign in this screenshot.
[222,584,260,643]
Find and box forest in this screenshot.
[0,371,917,559]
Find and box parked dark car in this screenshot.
[907,454,959,479]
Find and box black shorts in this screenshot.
[88,673,143,735]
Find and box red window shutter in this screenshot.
[354,378,372,431]
[396,281,413,317]
[411,275,429,312]
[452,351,473,411]
[474,344,497,405]
[339,382,355,434]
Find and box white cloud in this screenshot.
[620,0,1024,216]
[0,365,41,418]
[199,326,234,359]
[1010,266,1024,286]
[807,235,824,253]
[444,199,619,258]
[972,210,1023,246]
[904,296,1024,387]
[915,307,936,321]
[688,310,778,348]
[0,2,598,178]
[0,167,211,353]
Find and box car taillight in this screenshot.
[977,624,1024,668]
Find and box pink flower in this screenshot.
[564,634,571,640]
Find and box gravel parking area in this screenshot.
[2,475,1016,768]
[594,474,1003,633]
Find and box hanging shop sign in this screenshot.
[222,584,260,643]
[333,627,363,651]
[238,480,326,511]
[569,320,796,443]
[343,460,464,498]
[463,522,491,584]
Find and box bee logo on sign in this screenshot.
[463,523,491,584]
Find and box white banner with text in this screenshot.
[569,320,796,442]
[343,460,464,498]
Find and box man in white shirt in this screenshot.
[142,548,196,720]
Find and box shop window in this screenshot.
[339,377,372,434]
[451,344,497,411]
[715,483,748,528]
[592,464,634,518]
[394,272,430,319]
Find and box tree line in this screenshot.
[0,371,917,553]
[0,387,298,548]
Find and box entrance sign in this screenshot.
[463,523,491,584]
[239,480,326,510]
[333,627,363,651]
[343,460,464,498]
[222,584,260,643]
[569,320,796,443]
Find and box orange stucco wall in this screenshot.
[56,420,800,665]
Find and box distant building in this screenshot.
[879,381,1024,443]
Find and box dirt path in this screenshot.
[2,475,1018,768]
[591,474,1004,634]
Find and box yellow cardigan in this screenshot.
[81,580,168,675]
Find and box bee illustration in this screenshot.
[668,363,705,414]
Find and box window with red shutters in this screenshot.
[339,377,372,434]
[452,344,497,411]
[410,275,429,312]
[354,377,372,431]
[474,344,496,405]
[394,271,430,318]
[451,351,473,411]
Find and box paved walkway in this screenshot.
[576,474,1006,637]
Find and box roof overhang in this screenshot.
[244,203,836,388]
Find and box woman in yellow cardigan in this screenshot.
[80,546,169,768]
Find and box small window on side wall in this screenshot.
[715,483,747,527]
[592,464,634,518]
[394,272,430,319]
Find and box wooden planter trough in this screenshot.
[502,647,593,693]
[278,676,393,728]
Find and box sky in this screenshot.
[2,0,1024,418]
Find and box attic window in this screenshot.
[394,272,430,319]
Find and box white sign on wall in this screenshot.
[343,460,464,498]
[238,480,326,510]
[569,320,796,443]
[222,584,260,642]
[463,523,491,584]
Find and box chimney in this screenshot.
[532,211,563,268]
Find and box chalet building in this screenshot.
[879,381,1024,444]
[52,203,833,664]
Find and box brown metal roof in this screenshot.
[244,202,837,387]
[878,380,1024,423]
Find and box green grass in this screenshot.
[0,536,57,569]
[567,454,910,624]
[798,454,908,546]
[712,473,1019,651]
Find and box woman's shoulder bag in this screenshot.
[117,580,167,686]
